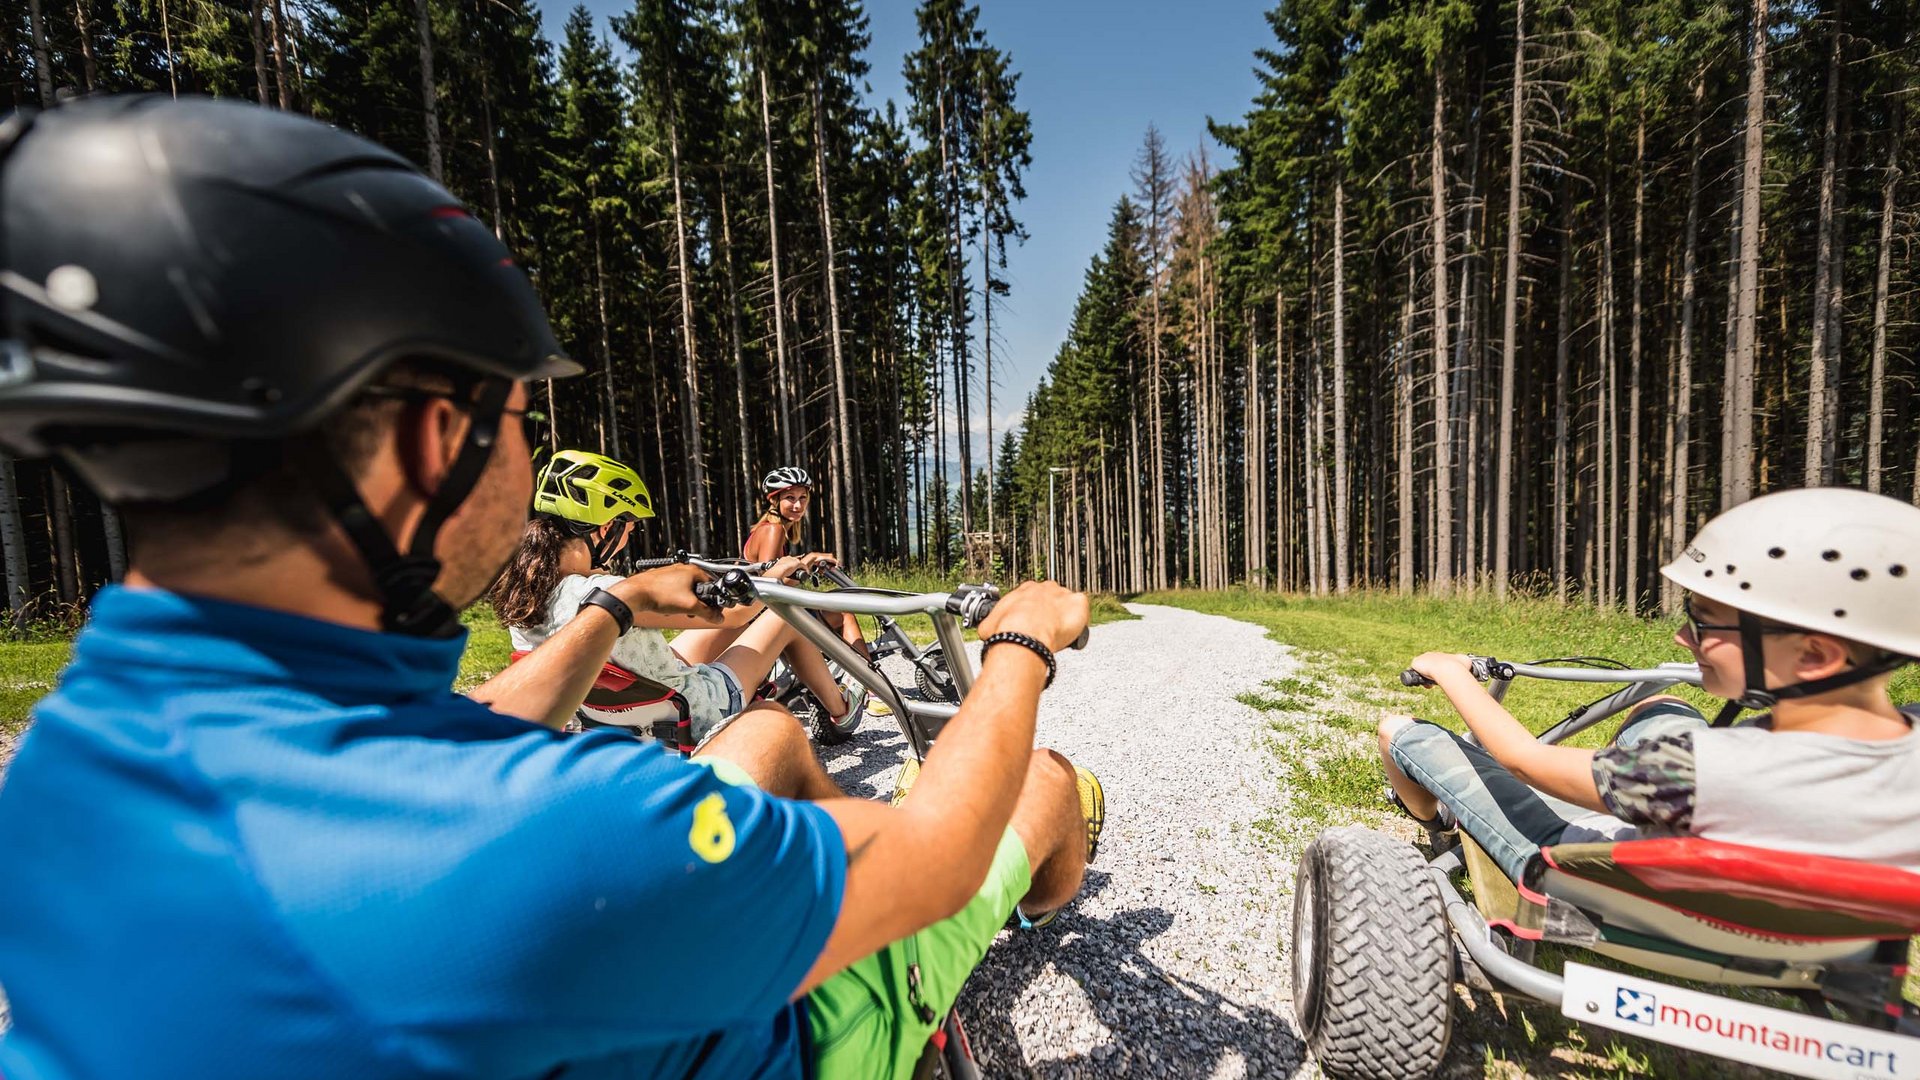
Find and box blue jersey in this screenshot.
[0,587,845,1080]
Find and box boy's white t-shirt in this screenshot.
[508,572,733,726]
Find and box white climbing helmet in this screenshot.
[763,466,812,493]
[1660,487,1920,660]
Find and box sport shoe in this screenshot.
[834,678,869,723]
[890,757,921,806]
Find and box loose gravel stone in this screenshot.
[822,603,1310,1078]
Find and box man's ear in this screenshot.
[394,398,468,499]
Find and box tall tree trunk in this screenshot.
[1627,114,1646,609]
[589,201,620,459]
[100,504,125,582]
[1429,68,1455,591]
[73,0,97,90]
[159,0,178,97]
[812,76,855,564]
[757,56,794,461]
[1399,267,1416,595]
[480,72,504,237]
[1669,81,1704,612]
[1806,0,1845,485]
[414,0,443,182]
[1867,99,1903,493]
[1332,175,1351,593]
[717,179,753,520]
[0,455,29,630]
[50,472,77,605]
[1730,0,1768,504]
[1554,212,1572,603]
[1495,0,1526,596]
[664,90,710,550]
[250,0,272,104]
[269,0,293,109]
[28,0,55,105]
[936,81,973,535]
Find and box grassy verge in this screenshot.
[1143,589,1919,1080]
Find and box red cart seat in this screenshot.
[1517,838,1920,994]
[507,651,692,752]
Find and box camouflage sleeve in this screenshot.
[1590,732,1698,832]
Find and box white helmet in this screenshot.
[763,466,812,493]
[1661,487,1920,710]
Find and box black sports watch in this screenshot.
[577,587,634,636]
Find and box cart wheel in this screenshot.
[796,688,859,747]
[1291,826,1453,1080]
[914,644,959,704]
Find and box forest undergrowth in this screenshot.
[1145,588,1919,1080]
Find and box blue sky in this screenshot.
[531,0,1272,450]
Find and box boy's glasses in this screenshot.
[1679,596,1800,644]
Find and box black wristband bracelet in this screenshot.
[577,587,634,636]
[982,632,1057,688]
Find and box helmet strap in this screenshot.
[296,378,511,638]
[1717,609,1910,724]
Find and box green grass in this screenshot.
[825,563,1138,645]
[1,604,515,733]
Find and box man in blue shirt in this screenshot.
[0,97,1098,1080]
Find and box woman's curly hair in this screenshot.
[488,516,574,630]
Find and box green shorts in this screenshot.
[691,756,1033,1080]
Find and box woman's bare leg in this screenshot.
[672,623,746,666]
[782,639,852,717]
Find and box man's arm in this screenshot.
[1413,652,1607,813]
[468,565,721,728]
[794,582,1086,994]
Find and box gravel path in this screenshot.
[822,603,1310,1078]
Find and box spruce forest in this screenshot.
[3,0,1918,619]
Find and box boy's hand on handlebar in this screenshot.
[612,565,721,622]
[1408,651,1475,685]
[978,581,1089,654]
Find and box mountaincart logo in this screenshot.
[1563,962,1920,1080]
[1615,987,1656,1026]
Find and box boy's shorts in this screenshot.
[691,756,1033,1080]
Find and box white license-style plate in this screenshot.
[1561,962,1920,1080]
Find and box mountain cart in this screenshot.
[1290,656,1920,1080]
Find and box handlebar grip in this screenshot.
[1400,669,1435,688]
[629,557,678,571]
[1069,627,1090,651]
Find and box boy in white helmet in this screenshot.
[1377,487,1920,879]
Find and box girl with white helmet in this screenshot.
[490,451,867,742]
[1376,487,1920,878]
[744,465,876,663]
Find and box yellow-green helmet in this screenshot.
[534,450,654,529]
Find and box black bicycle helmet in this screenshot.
[0,96,580,635]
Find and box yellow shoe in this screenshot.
[891,757,921,807]
[1076,765,1105,864]
[865,697,893,717]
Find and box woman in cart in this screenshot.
[1378,487,1920,879]
[491,450,868,743]
[745,465,876,663]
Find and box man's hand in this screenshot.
[611,564,721,622]
[978,581,1089,652]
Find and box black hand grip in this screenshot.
[1069,627,1090,651]
[692,581,725,610]
[1401,669,1435,687]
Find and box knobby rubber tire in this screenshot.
[1291,826,1453,1080]
[798,689,859,747]
[914,644,959,705]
